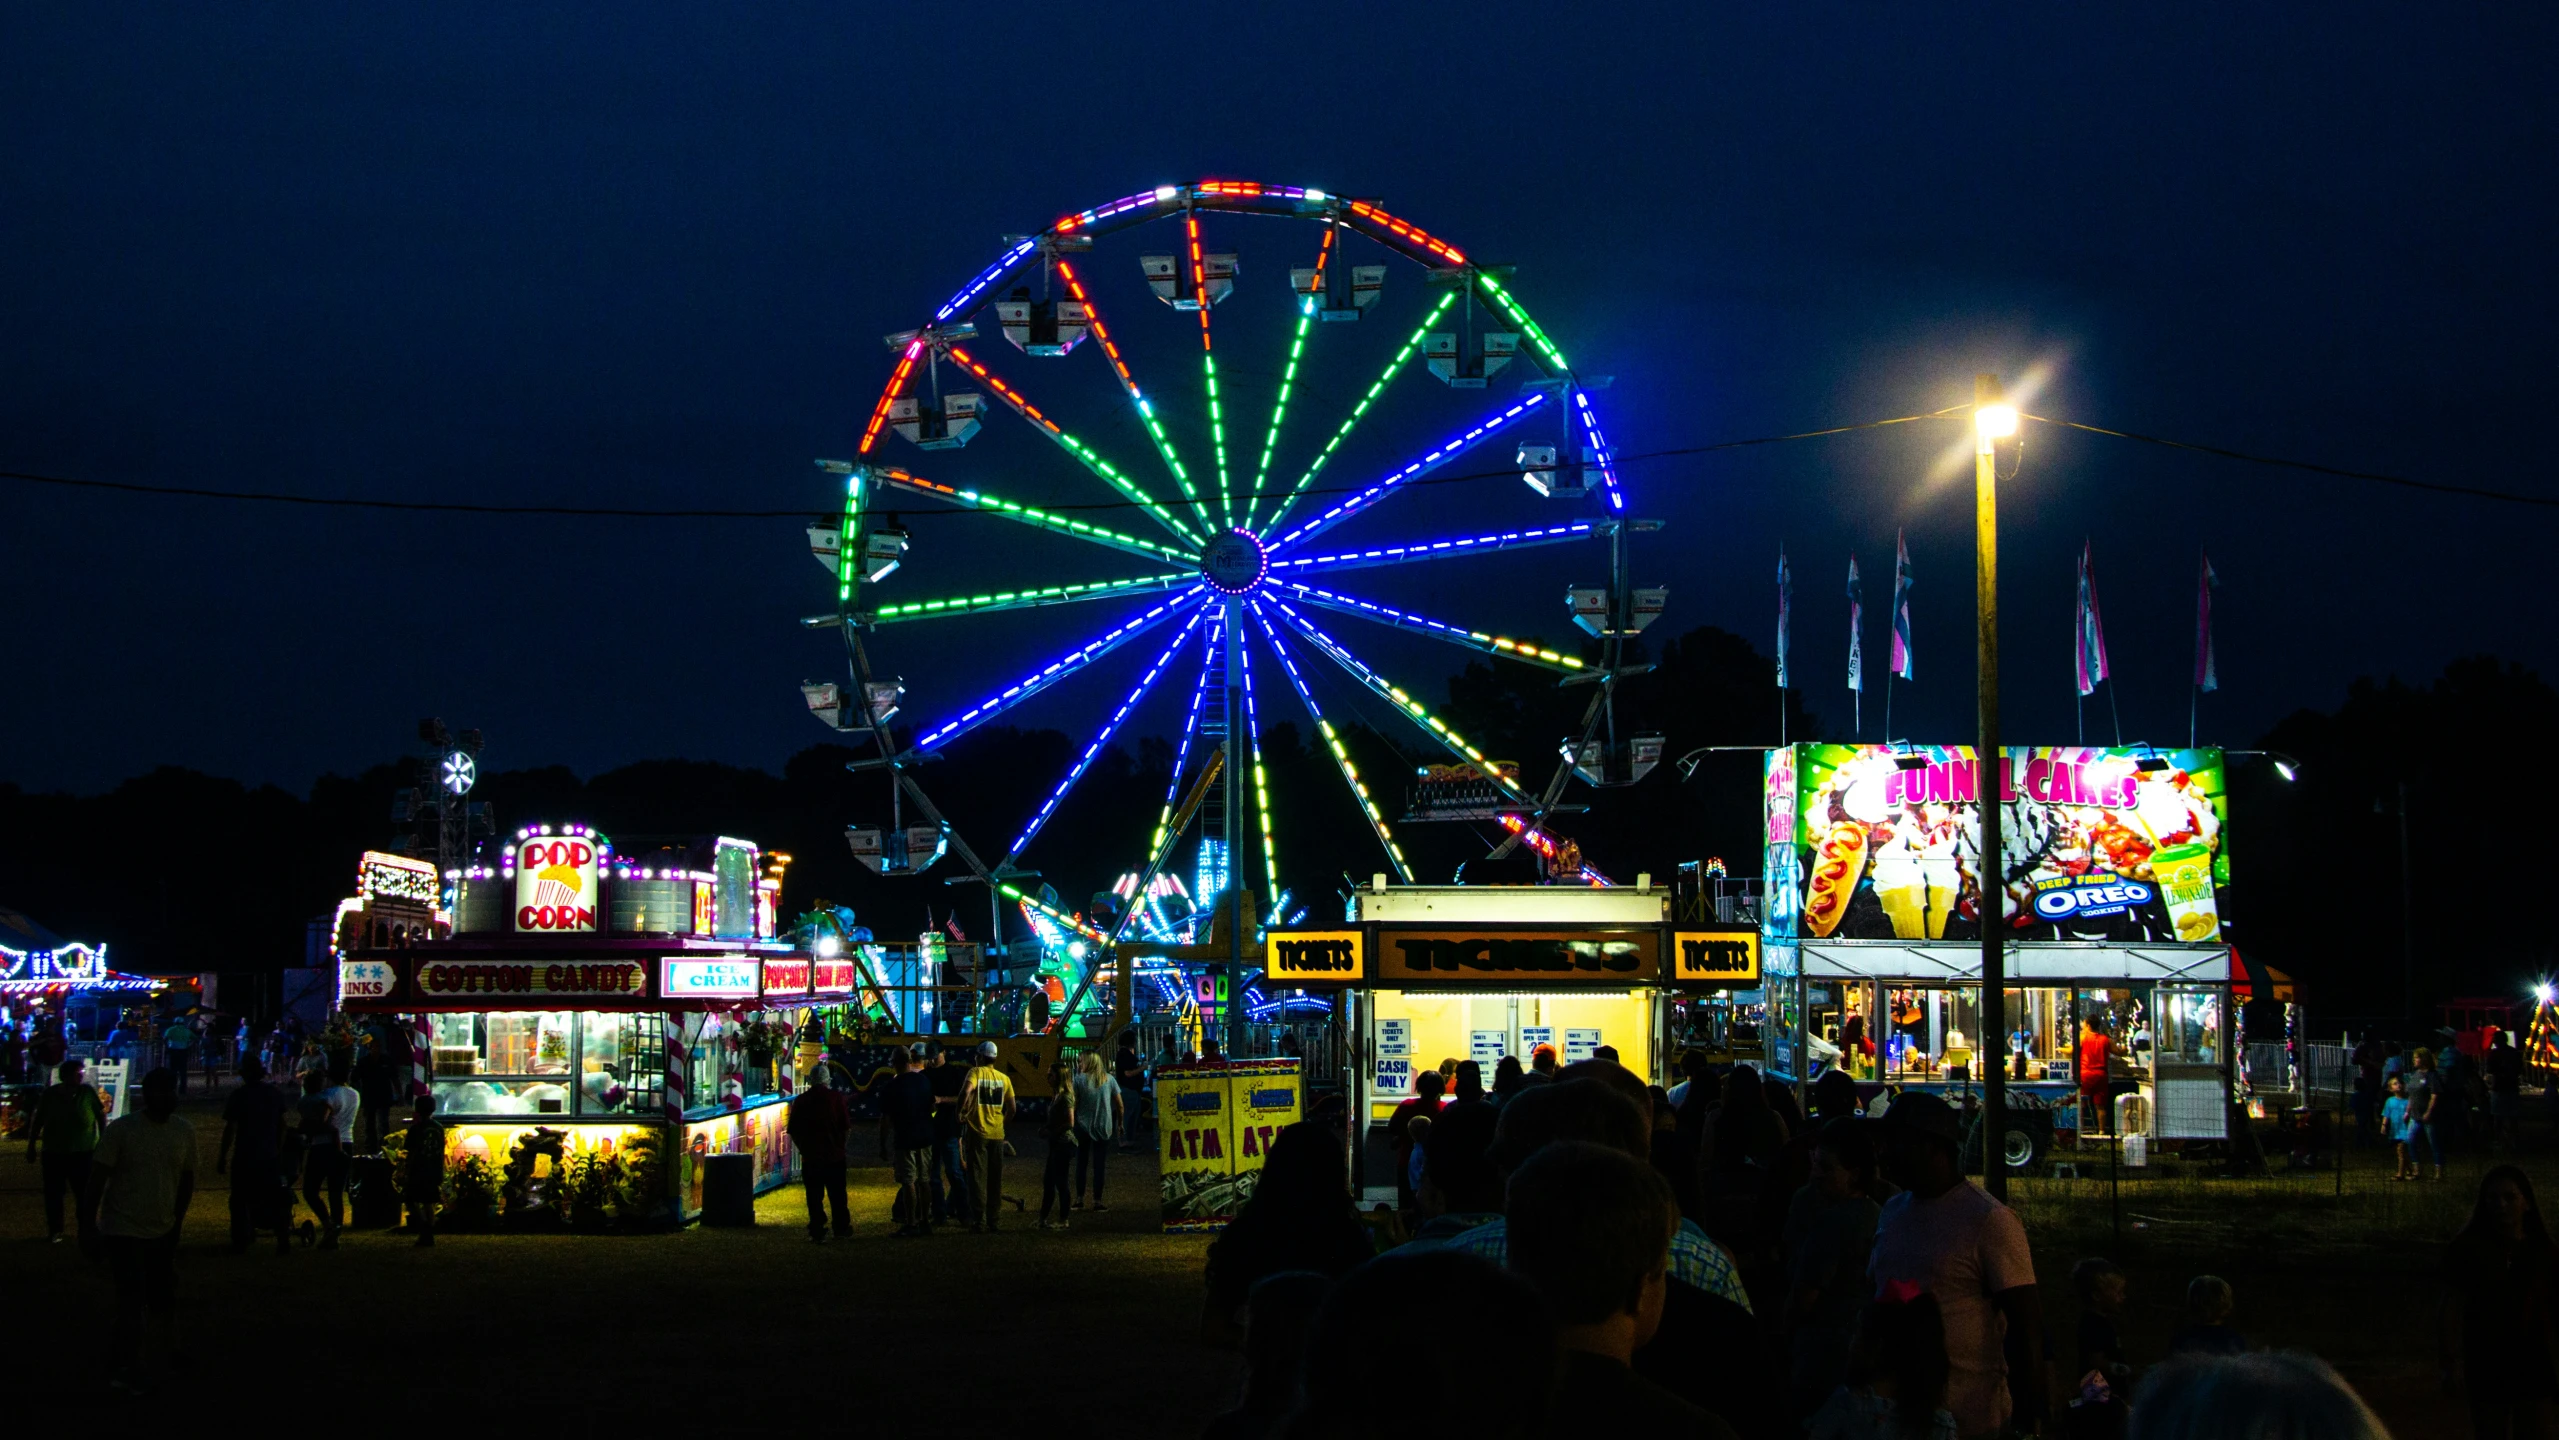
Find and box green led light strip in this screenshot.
[873,470,1194,564]
[1260,290,1455,535]
[1473,274,1568,372]
[1246,303,1315,532]
[863,571,1194,622]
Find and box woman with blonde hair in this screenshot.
[1071,1049,1122,1211]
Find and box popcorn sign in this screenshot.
[515,837,599,932]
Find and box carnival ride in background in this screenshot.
[798,181,1665,1041]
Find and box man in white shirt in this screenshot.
[1868,1092,2044,1439]
[89,1067,196,1393]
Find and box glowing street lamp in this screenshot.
[1973,373,2013,1200]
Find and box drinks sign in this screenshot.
[339,959,397,1001]
[515,837,599,933]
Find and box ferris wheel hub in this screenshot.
[1199,529,1269,596]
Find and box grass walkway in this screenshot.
[3,1094,1232,1430]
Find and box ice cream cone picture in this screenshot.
[1872,852,1926,940]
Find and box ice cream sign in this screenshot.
[515,837,599,933]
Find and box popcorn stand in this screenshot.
[338,824,814,1229]
[1760,744,2239,1164]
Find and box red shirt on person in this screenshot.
[2077,1030,2112,1085]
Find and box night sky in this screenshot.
[5,6,2552,803]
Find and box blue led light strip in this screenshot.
[1269,598,1538,806]
[1573,390,1628,514]
[913,588,1206,751]
[1266,521,1597,575]
[1007,605,1212,861]
[1259,290,1457,537]
[1150,624,1220,858]
[1270,581,1584,671]
[1270,393,1548,552]
[1249,602,1411,881]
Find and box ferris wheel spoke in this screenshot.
[910,588,1209,751]
[1267,391,1551,553]
[1248,602,1412,882]
[856,338,930,458]
[940,345,1206,550]
[861,571,1199,625]
[868,464,1193,566]
[1054,258,1219,537]
[1267,520,1599,576]
[1241,225,1335,534]
[1567,387,1629,515]
[1238,624,1278,905]
[1268,598,1539,808]
[1005,605,1212,864]
[1150,622,1222,860]
[1183,215,1236,529]
[1258,290,1454,536]
[1269,581,1584,673]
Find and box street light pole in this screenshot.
[1974,374,2017,1199]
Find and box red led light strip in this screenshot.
[859,340,925,455]
[1345,200,1465,266]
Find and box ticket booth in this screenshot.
[1267,882,1764,1198]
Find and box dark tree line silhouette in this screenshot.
[3,629,2544,1023]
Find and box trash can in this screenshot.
[701,1152,758,1227]
[348,1154,400,1228]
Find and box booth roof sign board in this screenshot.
[1672,929,1762,986]
[1377,929,1658,984]
[662,958,759,999]
[1266,930,1363,984]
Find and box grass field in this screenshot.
[5,1091,2532,1435]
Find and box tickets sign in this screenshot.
[415,960,648,999]
[515,836,600,933]
[1376,929,1658,984]
[1671,928,1762,987]
[1265,930,1364,984]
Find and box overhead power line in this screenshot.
[4,406,2550,517]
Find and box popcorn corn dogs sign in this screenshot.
[1776,745,2228,945]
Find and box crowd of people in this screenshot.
[1195,1049,2415,1439]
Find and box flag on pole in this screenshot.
[1889,529,1915,681]
[2074,541,2111,698]
[1845,555,1864,695]
[1775,548,1793,689]
[2194,550,2219,693]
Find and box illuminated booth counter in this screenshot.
[1759,744,2245,1159]
[1266,882,1760,1194]
[338,825,814,1228]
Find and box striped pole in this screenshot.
[408,1015,431,1099]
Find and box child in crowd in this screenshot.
[2068,1258,2130,1439]
[1807,1285,1960,1440]
[2166,1275,2248,1357]
[2383,1075,2415,1180]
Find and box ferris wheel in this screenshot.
[805,180,1656,1002]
